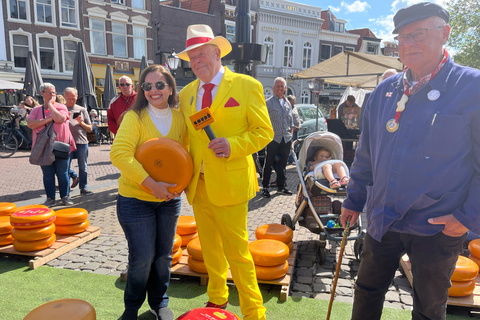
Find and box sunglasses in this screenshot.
[119,83,132,87]
[141,81,169,92]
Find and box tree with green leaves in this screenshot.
[446,0,480,69]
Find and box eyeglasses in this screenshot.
[119,83,132,87]
[141,81,169,92]
[394,26,444,46]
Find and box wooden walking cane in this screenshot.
[326,220,351,320]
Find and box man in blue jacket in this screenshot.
[341,2,480,319]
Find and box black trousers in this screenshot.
[262,139,291,189]
[352,231,466,320]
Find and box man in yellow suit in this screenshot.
[177,24,273,320]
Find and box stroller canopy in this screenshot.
[298,132,344,173]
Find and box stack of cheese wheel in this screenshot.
[10,206,56,252]
[172,233,182,266]
[448,255,479,297]
[0,202,17,216]
[255,223,294,252]
[54,208,89,235]
[186,237,208,274]
[176,216,198,246]
[0,203,16,246]
[249,239,289,280]
[468,239,480,268]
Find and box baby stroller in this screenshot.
[280,131,364,264]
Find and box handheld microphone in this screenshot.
[189,107,216,140]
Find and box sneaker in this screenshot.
[80,189,94,196]
[205,301,228,309]
[277,188,292,195]
[150,307,174,320]
[61,196,74,206]
[71,177,80,189]
[42,198,56,207]
[261,188,271,198]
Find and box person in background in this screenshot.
[56,94,66,105]
[27,83,76,207]
[107,75,137,136]
[110,65,187,320]
[90,110,100,144]
[337,95,359,121]
[287,94,301,164]
[382,68,398,81]
[24,95,40,110]
[341,3,480,319]
[64,87,93,195]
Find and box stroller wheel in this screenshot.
[281,214,295,231]
[354,237,364,261]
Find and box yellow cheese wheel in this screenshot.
[449,279,476,297]
[0,216,13,235]
[11,224,56,242]
[10,207,55,229]
[54,208,88,225]
[14,204,48,211]
[180,232,198,247]
[13,234,56,252]
[469,254,480,268]
[0,202,16,216]
[172,247,183,265]
[55,220,90,235]
[255,261,289,280]
[255,223,293,244]
[188,256,208,274]
[23,298,96,320]
[249,239,290,267]
[173,233,182,252]
[134,137,193,195]
[176,216,197,235]
[451,255,479,281]
[0,233,14,246]
[187,237,203,261]
[469,239,480,259]
[287,240,294,252]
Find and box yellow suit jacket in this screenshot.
[179,68,273,207]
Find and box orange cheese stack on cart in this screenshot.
[171,234,182,266]
[249,239,290,280]
[187,255,208,274]
[176,216,198,246]
[448,255,479,297]
[0,216,14,246]
[255,223,294,252]
[469,239,480,268]
[186,237,208,273]
[0,202,17,216]
[10,207,55,230]
[54,208,89,235]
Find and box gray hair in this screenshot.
[64,87,78,95]
[274,77,286,86]
[382,69,398,81]
[40,82,55,92]
[119,75,133,83]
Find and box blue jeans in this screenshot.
[41,157,70,199]
[68,144,89,190]
[117,195,181,312]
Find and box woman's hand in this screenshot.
[142,176,178,201]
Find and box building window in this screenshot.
[112,21,127,58]
[321,44,331,60]
[12,34,29,68]
[133,25,146,59]
[89,18,106,55]
[345,47,354,52]
[60,0,77,28]
[36,0,53,24]
[38,36,56,70]
[63,39,77,72]
[226,24,235,43]
[302,41,312,69]
[284,39,294,67]
[132,0,144,9]
[367,44,377,54]
[333,46,343,56]
[264,88,273,100]
[264,36,273,66]
[301,89,309,104]
[9,0,28,20]
[111,0,125,4]
[335,22,344,33]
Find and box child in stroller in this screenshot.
[307,147,350,189]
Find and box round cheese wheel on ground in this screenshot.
[23,298,96,320]
[249,239,290,267]
[451,255,479,281]
[55,220,90,235]
[177,308,240,320]
[134,137,193,195]
[11,224,56,242]
[176,216,197,235]
[10,207,55,229]
[0,233,14,246]
[287,240,294,252]
[173,233,182,252]
[0,216,14,235]
[180,232,198,247]
[469,239,480,259]
[54,208,88,225]
[188,256,208,274]
[449,279,476,297]
[13,234,56,252]
[172,247,182,265]
[187,237,203,261]
[469,254,480,268]
[255,223,293,244]
[0,202,16,216]
[255,261,289,280]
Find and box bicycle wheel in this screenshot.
[0,132,18,158]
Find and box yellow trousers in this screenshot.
[192,178,266,320]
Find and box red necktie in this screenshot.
[202,83,215,109]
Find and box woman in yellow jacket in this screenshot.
[110,65,188,320]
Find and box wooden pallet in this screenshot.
[0,226,101,269]
[400,254,480,308]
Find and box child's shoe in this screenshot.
[339,176,350,187]
[329,179,340,189]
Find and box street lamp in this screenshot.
[308,80,318,131]
[166,49,180,78]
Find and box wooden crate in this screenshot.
[0,226,100,269]
[400,254,480,308]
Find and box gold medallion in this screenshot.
[386,119,399,132]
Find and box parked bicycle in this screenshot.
[0,113,32,158]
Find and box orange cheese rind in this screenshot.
[451,255,479,282]
[255,223,293,244]
[54,208,88,225]
[249,239,289,267]
[176,216,197,235]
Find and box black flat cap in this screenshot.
[393,2,449,34]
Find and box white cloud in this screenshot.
[329,5,341,13]
[341,1,371,13]
[390,0,448,14]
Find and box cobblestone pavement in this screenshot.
[0,144,415,312]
